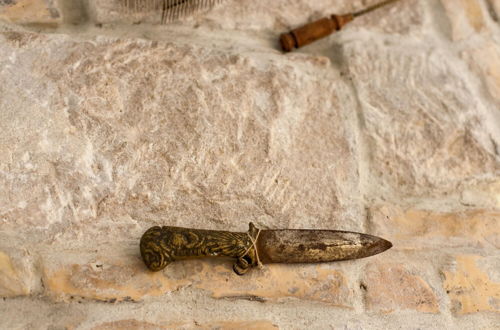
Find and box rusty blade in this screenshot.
[256,229,392,264]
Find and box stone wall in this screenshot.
[0,0,499,329]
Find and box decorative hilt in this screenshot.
[140,222,260,275]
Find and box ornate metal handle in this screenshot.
[140,223,260,275]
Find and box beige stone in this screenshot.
[42,250,353,306]
[347,0,423,35]
[460,179,500,208]
[0,0,500,328]
[0,0,61,25]
[92,319,166,330]
[462,41,500,107]
[362,262,439,313]
[0,30,361,247]
[344,39,500,200]
[92,319,278,330]
[487,0,500,17]
[443,255,500,314]
[190,263,353,306]
[86,0,422,36]
[202,321,278,330]
[369,205,500,249]
[42,253,189,302]
[440,0,486,40]
[86,0,340,26]
[0,249,34,297]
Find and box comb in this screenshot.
[118,0,224,24]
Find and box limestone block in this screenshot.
[86,0,144,25]
[346,0,423,35]
[92,320,278,330]
[440,0,487,40]
[42,247,353,306]
[461,40,500,107]
[92,319,168,330]
[361,261,440,313]
[200,0,424,35]
[343,39,500,200]
[0,29,361,306]
[442,255,500,314]
[86,0,423,36]
[86,0,339,27]
[189,263,353,306]
[0,248,35,297]
[0,0,62,25]
[487,0,500,17]
[1,0,499,326]
[369,205,500,249]
[42,250,188,302]
[0,30,361,248]
[459,179,500,208]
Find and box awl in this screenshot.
[140,222,392,275]
[280,0,401,52]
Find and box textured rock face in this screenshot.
[0,0,499,329]
[369,205,500,249]
[0,30,362,243]
[362,261,439,313]
[0,249,35,297]
[0,0,61,25]
[344,40,499,200]
[87,0,424,34]
[442,255,500,315]
[91,319,279,329]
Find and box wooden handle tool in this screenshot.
[280,0,401,52]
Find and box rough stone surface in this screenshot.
[369,205,500,249]
[42,247,353,306]
[488,0,500,17]
[1,0,500,329]
[344,38,500,201]
[362,261,440,314]
[461,36,500,111]
[92,319,279,329]
[0,0,62,25]
[346,0,424,35]
[442,255,500,315]
[42,249,186,302]
[441,0,500,110]
[190,263,353,306]
[86,0,421,32]
[440,0,487,41]
[0,30,361,243]
[0,248,36,297]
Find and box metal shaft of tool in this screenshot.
[353,0,400,17]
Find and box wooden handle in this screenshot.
[140,223,260,275]
[280,14,354,52]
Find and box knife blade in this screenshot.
[256,228,392,264]
[140,222,392,275]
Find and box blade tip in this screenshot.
[367,237,393,257]
[379,238,393,253]
[385,239,393,250]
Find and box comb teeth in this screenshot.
[118,0,224,24]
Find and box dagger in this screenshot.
[140,222,392,275]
